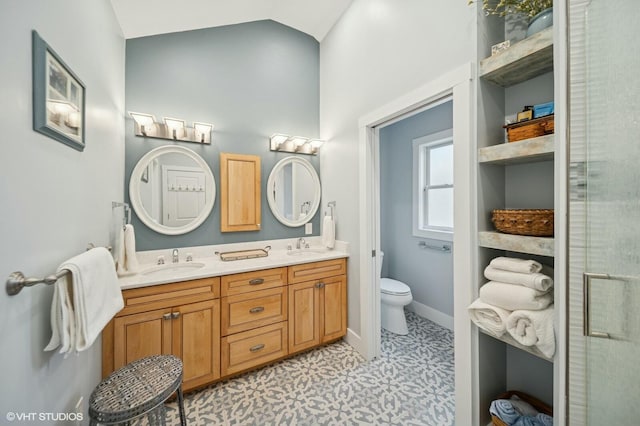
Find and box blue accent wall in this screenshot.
[379,101,454,316]
[125,20,320,250]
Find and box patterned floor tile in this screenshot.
[141,312,454,425]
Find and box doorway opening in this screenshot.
[356,64,475,424]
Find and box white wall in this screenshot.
[319,0,473,337]
[0,0,124,419]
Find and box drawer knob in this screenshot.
[315,282,326,289]
[249,278,265,285]
[172,312,180,319]
[163,313,171,320]
[249,306,265,314]
[250,343,265,352]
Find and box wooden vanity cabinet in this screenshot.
[288,259,347,354]
[103,258,347,391]
[103,277,221,392]
[220,268,288,376]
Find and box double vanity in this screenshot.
[102,240,349,392]
[110,141,344,392]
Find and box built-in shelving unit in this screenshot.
[480,27,554,87]
[473,8,558,423]
[478,134,554,165]
[479,330,553,363]
[478,231,554,257]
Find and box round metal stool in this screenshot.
[89,354,187,425]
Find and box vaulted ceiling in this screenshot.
[110,0,353,41]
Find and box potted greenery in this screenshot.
[469,0,553,37]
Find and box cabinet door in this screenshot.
[172,299,220,391]
[220,152,261,232]
[113,308,172,371]
[321,275,347,343]
[288,281,320,354]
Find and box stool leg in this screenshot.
[177,385,187,426]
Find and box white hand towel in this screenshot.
[468,298,511,337]
[484,265,554,292]
[45,247,123,354]
[479,281,553,311]
[44,274,75,354]
[123,224,139,273]
[490,257,542,274]
[322,215,335,249]
[506,305,555,358]
[115,226,131,277]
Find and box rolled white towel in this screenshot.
[490,257,542,274]
[484,265,554,292]
[480,281,553,311]
[506,305,555,358]
[468,298,511,337]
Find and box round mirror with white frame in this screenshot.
[267,156,321,227]
[129,145,216,235]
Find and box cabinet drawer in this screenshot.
[288,258,347,284]
[222,287,287,336]
[221,267,287,297]
[221,321,288,376]
[117,277,220,316]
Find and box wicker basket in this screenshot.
[492,209,554,236]
[504,115,554,142]
[491,390,553,426]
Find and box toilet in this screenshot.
[379,252,413,335]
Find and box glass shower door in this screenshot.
[584,0,640,424]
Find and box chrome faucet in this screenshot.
[172,248,179,263]
[296,238,305,250]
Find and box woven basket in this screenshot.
[504,115,555,142]
[492,209,554,236]
[491,390,553,426]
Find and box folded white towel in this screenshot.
[468,298,511,337]
[484,265,554,292]
[490,257,542,274]
[45,247,123,354]
[506,305,556,358]
[123,224,139,273]
[44,274,75,354]
[480,281,553,311]
[322,215,335,249]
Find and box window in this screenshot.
[412,129,453,241]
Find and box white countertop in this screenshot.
[118,237,349,290]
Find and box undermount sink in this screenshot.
[140,262,206,277]
[287,247,329,256]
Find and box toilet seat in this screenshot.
[380,278,411,296]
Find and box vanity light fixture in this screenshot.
[163,117,186,140]
[128,111,213,144]
[269,134,326,155]
[129,112,156,136]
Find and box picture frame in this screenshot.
[32,30,85,151]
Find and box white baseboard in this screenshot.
[344,328,365,356]
[407,301,454,331]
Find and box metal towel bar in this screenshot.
[418,241,451,253]
[6,244,113,296]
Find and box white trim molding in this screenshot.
[407,301,454,331]
[357,62,475,425]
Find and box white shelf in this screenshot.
[480,27,554,87]
[478,231,554,257]
[478,134,554,165]
[479,329,553,363]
